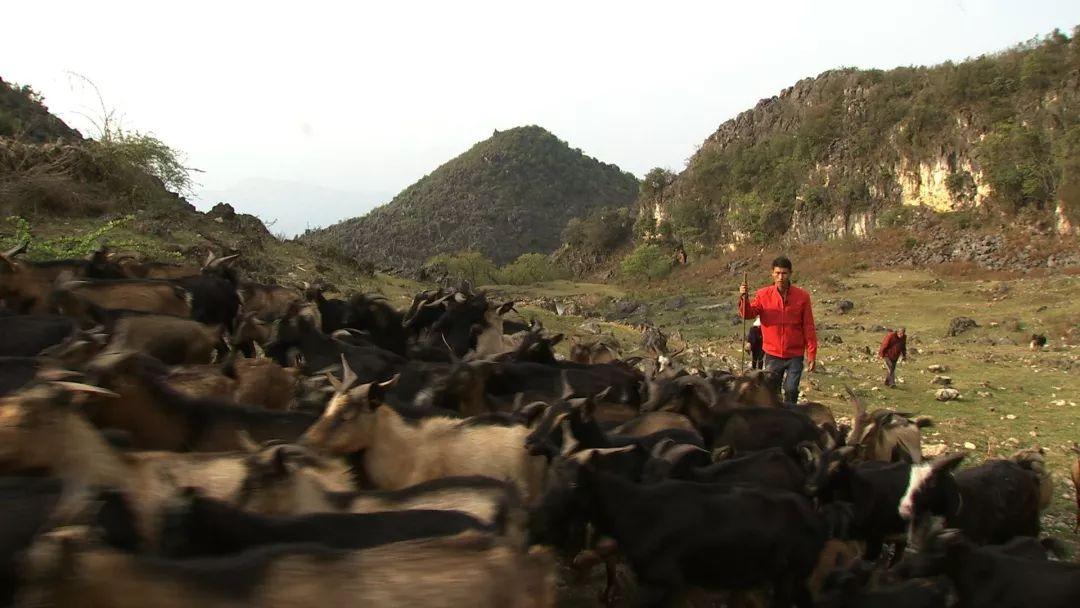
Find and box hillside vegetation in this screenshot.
[643,27,1080,251]
[303,125,639,270]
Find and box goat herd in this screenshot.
[1,243,1079,607]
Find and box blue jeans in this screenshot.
[765,354,804,407]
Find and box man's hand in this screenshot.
[739,282,749,298]
[807,358,817,373]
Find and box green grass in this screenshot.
[505,269,1080,551]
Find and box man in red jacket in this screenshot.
[739,256,818,407]
[879,327,907,387]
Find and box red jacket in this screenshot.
[739,285,818,360]
[879,331,907,361]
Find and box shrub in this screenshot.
[423,250,499,285]
[497,253,566,284]
[620,244,671,281]
[562,206,633,255]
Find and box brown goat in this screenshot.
[110,252,199,279]
[0,245,53,313]
[233,443,525,544]
[56,278,192,317]
[238,282,305,319]
[1010,447,1054,511]
[166,365,237,400]
[0,381,351,546]
[845,387,930,462]
[303,369,547,504]
[230,358,300,411]
[108,315,221,365]
[81,350,316,451]
[22,528,556,608]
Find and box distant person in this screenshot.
[746,318,764,370]
[878,327,907,387]
[739,256,818,407]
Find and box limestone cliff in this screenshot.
[643,28,1080,248]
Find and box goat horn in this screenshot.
[339,354,359,392]
[50,381,119,397]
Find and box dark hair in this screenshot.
[771,256,793,271]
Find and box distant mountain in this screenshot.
[302,125,639,268]
[199,179,391,237]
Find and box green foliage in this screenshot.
[640,168,676,200]
[2,215,135,258]
[92,130,195,197]
[562,206,634,255]
[496,253,567,284]
[423,250,499,285]
[1054,126,1080,224]
[878,206,915,228]
[976,123,1055,213]
[619,243,672,281]
[945,171,977,202]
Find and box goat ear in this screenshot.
[650,437,675,459]
[496,301,515,316]
[236,430,260,453]
[549,333,564,346]
[271,446,291,477]
[325,371,343,394]
[931,452,965,473]
[516,401,549,427]
[559,420,580,456]
[576,396,597,423]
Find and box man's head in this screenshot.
[897,327,906,338]
[771,256,793,291]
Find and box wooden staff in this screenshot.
[740,271,748,371]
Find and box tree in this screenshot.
[620,244,671,281]
[641,168,677,205]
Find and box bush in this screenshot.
[423,250,498,285]
[977,122,1055,213]
[620,244,672,281]
[496,253,566,284]
[562,206,633,255]
[1,215,135,259]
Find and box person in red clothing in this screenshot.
[879,327,907,387]
[739,256,818,407]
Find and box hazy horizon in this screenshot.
[3,1,1079,235]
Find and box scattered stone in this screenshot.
[963,442,977,450]
[615,300,638,315]
[936,388,961,401]
[664,297,686,311]
[834,300,855,314]
[923,444,948,457]
[1051,399,1067,406]
[977,391,992,398]
[869,324,888,332]
[947,317,979,337]
[931,375,953,386]
[1005,414,1017,420]
[927,364,948,373]
[824,335,843,344]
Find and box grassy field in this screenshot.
[499,268,1080,552]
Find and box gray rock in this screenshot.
[947,317,979,337]
[931,375,953,386]
[835,300,855,314]
[665,297,686,311]
[936,388,961,401]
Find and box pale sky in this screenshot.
[3,1,1079,234]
